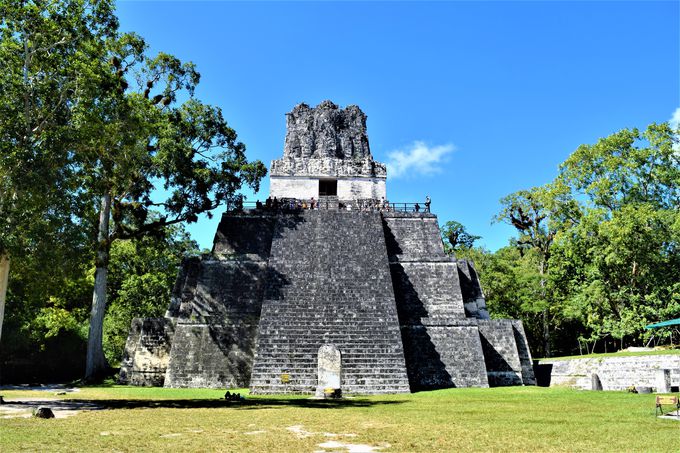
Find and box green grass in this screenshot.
[538,348,680,361]
[0,386,676,452]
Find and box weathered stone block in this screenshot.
[539,355,680,391]
[118,318,174,386]
[478,320,523,386]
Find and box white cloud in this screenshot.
[386,141,456,179]
[670,107,680,129]
[671,108,680,153]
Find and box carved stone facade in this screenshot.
[119,101,536,393]
[270,101,386,201]
[283,100,371,160]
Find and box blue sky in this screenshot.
[117,0,679,252]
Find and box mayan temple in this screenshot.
[119,100,536,394]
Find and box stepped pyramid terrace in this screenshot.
[120,101,536,394]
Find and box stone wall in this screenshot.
[162,260,268,388]
[337,178,386,200]
[163,213,273,388]
[164,322,258,388]
[511,320,536,385]
[400,322,489,390]
[538,355,680,391]
[269,176,319,200]
[383,212,489,390]
[269,175,386,201]
[211,213,276,260]
[382,213,449,263]
[478,320,523,386]
[119,318,175,386]
[457,260,490,319]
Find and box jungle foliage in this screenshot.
[445,123,680,357]
[0,0,264,382]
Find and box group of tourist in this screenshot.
[252,195,431,213]
[257,196,319,211]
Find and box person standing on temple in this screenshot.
[425,195,431,212]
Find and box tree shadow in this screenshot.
[4,396,405,412]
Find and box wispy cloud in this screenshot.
[386,141,455,179]
[671,108,680,153]
[670,107,680,129]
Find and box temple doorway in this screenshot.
[319,179,337,196]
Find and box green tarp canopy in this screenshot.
[645,318,680,329]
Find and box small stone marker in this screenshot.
[656,369,671,393]
[33,407,55,419]
[316,344,341,397]
[591,373,603,391]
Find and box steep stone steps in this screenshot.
[250,210,410,394]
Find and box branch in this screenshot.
[111,200,221,241]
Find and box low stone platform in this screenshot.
[536,354,680,391]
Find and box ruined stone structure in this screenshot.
[119,101,536,394]
[536,355,680,391]
[270,101,386,201]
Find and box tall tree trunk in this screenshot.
[85,194,111,381]
[539,260,551,357]
[542,309,550,357]
[0,254,10,347]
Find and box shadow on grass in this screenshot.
[6,397,404,412]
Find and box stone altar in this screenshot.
[119,101,536,394]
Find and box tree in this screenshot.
[0,0,117,349]
[551,123,680,350]
[559,123,679,211]
[440,220,481,254]
[73,35,266,380]
[494,184,570,357]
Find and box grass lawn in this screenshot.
[0,386,675,452]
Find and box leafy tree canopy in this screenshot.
[441,220,481,253]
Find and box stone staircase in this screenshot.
[250,210,411,394]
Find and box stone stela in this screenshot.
[316,345,341,397]
[119,101,536,394]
